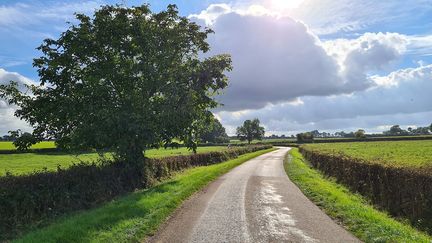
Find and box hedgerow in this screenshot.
[0,145,271,240]
[299,145,432,233]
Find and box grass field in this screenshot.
[14,148,275,242]
[302,140,432,168]
[0,146,227,176]
[0,141,56,150]
[286,148,431,242]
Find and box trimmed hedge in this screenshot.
[0,148,61,154]
[299,146,432,233]
[305,136,432,144]
[0,145,271,240]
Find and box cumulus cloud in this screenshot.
[0,68,35,134]
[217,64,432,134]
[193,5,408,111]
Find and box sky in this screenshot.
[1,0,432,136]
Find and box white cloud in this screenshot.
[193,5,407,111]
[217,64,432,135]
[407,35,432,56]
[0,68,36,135]
[288,0,432,35]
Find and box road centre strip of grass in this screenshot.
[285,148,431,242]
[14,148,276,242]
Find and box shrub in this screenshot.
[296,132,314,143]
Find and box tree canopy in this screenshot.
[199,116,229,143]
[0,4,232,163]
[236,119,265,144]
[354,129,366,138]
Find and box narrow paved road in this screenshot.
[149,148,360,243]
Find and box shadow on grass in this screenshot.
[16,178,185,242]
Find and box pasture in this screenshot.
[0,141,56,150]
[0,146,227,176]
[303,140,432,168]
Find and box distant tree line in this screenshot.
[383,124,432,136]
[295,124,432,142]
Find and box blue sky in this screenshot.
[1,0,432,135]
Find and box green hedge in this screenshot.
[299,146,432,233]
[0,145,271,240]
[305,136,432,144]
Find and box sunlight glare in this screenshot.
[270,0,304,10]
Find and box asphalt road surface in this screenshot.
[149,147,360,243]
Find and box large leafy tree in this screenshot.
[236,119,265,144]
[199,116,229,143]
[0,4,232,163]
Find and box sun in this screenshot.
[269,0,304,10]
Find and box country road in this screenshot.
[149,147,360,243]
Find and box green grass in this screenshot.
[0,141,56,150]
[0,146,227,176]
[303,140,432,168]
[14,148,275,243]
[286,148,431,242]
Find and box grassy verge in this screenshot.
[15,148,275,242]
[285,148,431,242]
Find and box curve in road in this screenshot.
[148,147,360,243]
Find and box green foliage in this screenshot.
[384,124,431,136]
[8,130,39,152]
[0,145,271,240]
[354,129,366,138]
[14,148,274,242]
[0,4,232,163]
[296,132,314,143]
[236,118,265,144]
[286,148,431,242]
[199,116,229,143]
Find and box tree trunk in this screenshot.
[117,140,153,187]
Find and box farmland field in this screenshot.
[303,140,432,168]
[0,146,227,176]
[0,141,56,150]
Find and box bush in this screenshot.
[0,145,271,240]
[296,132,314,143]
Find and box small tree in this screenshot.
[236,119,265,144]
[8,130,38,151]
[0,4,232,165]
[296,132,314,143]
[354,129,366,139]
[389,125,403,135]
[408,127,413,134]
